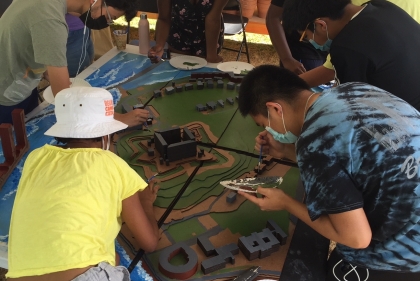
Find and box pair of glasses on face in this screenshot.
[299,22,314,43]
[103,1,114,25]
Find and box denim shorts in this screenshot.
[71,262,130,281]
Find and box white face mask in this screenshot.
[102,135,111,150]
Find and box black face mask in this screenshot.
[79,12,109,30]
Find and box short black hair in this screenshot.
[282,0,350,31]
[106,0,142,22]
[238,65,311,117]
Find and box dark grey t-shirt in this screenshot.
[0,0,68,106]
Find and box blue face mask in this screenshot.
[265,106,298,144]
[309,38,332,52]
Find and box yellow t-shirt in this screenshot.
[7,145,147,278]
[323,0,420,69]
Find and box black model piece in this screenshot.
[189,78,197,83]
[201,243,240,274]
[197,236,216,257]
[185,83,193,91]
[147,117,153,125]
[153,89,162,98]
[147,139,152,147]
[159,157,164,165]
[154,127,197,162]
[165,86,175,95]
[266,220,288,245]
[226,97,234,105]
[214,76,223,80]
[183,127,195,141]
[217,99,224,108]
[171,80,176,87]
[236,84,241,92]
[227,82,235,90]
[197,81,204,90]
[207,80,214,89]
[238,228,281,261]
[147,148,154,157]
[217,80,224,89]
[226,192,237,203]
[196,104,206,112]
[206,101,216,111]
[191,71,244,83]
[176,85,183,93]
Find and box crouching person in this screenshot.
[7,87,159,281]
[237,65,420,281]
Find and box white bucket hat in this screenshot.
[43,78,91,104]
[45,87,128,138]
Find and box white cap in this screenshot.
[45,87,128,138]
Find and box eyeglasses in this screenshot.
[299,22,312,42]
[299,18,320,42]
[103,1,114,25]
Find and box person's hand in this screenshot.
[281,57,306,75]
[148,46,164,64]
[118,109,149,127]
[139,181,160,206]
[238,187,289,211]
[206,54,223,63]
[255,130,288,159]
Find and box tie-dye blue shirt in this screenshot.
[296,82,420,272]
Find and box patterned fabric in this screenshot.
[168,0,224,57]
[296,82,420,272]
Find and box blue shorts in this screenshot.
[0,87,39,124]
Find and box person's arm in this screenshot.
[266,4,305,74]
[121,183,159,253]
[149,0,172,63]
[204,0,228,63]
[299,65,335,88]
[240,188,372,249]
[47,66,71,96]
[114,109,149,127]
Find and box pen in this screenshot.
[258,144,263,173]
[147,173,158,183]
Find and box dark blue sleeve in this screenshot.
[301,161,364,221]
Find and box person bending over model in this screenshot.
[281,0,420,111]
[237,65,420,281]
[7,87,159,281]
[266,0,327,74]
[149,0,228,63]
[0,0,147,127]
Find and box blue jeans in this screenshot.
[0,87,39,124]
[67,28,94,77]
